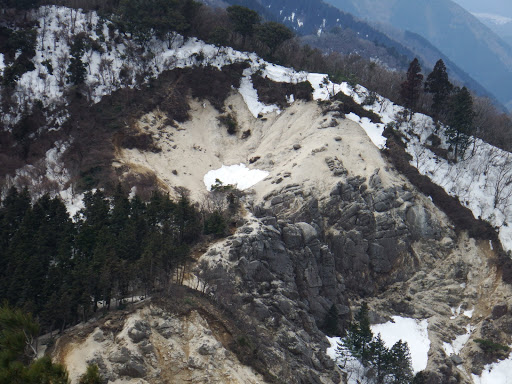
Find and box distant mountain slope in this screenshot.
[224,0,414,60]
[224,0,502,106]
[452,0,512,19]
[323,0,512,109]
[472,12,512,48]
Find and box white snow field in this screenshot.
[443,324,473,356]
[472,350,512,384]
[203,164,269,191]
[5,5,340,127]
[326,316,429,380]
[371,316,430,373]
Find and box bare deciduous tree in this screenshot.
[492,156,512,210]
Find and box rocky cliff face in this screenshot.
[51,91,512,384]
[193,168,451,382]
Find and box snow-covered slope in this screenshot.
[5,6,511,254]
[333,86,512,254]
[2,5,338,128]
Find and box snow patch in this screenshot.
[443,324,473,356]
[463,308,474,318]
[59,188,84,218]
[451,305,463,319]
[326,337,369,384]
[472,346,512,384]
[371,316,430,373]
[203,164,269,191]
[239,68,280,117]
[345,113,386,149]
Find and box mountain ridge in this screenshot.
[323,0,512,109]
[223,0,504,109]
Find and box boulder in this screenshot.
[128,327,150,343]
[492,304,508,319]
[109,347,131,364]
[282,225,303,248]
[92,329,105,343]
[450,355,463,365]
[118,362,146,378]
[296,222,318,244]
[197,341,218,356]
[369,169,382,189]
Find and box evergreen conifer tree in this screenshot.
[67,34,87,85]
[389,340,414,384]
[369,334,392,384]
[343,302,373,364]
[254,22,293,52]
[447,86,474,159]
[424,59,453,119]
[323,304,339,336]
[337,302,414,383]
[400,58,423,113]
[227,5,260,37]
[78,364,102,384]
[0,304,69,383]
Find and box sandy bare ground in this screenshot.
[116,94,401,204]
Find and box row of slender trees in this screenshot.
[400,58,474,159]
[0,186,207,332]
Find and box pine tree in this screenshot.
[0,188,31,302]
[67,34,87,85]
[227,5,260,37]
[400,58,423,113]
[24,356,69,384]
[0,304,69,383]
[447,86,474,159]
[254,22,294,52]
[174,194,201,245]
[424,59,453,120]
[337,302,414,383]
[204,211,227,238]
[323,304,339,336]
[117,0,194,46]
[369,334,392,384]
[343,302,373,364]
[0,303,39,366]
[389,340,414,384]
[78,364,102,384]
[1,0,39,11]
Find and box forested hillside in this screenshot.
[0,186,205,331]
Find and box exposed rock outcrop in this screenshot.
[53,301,268,384]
